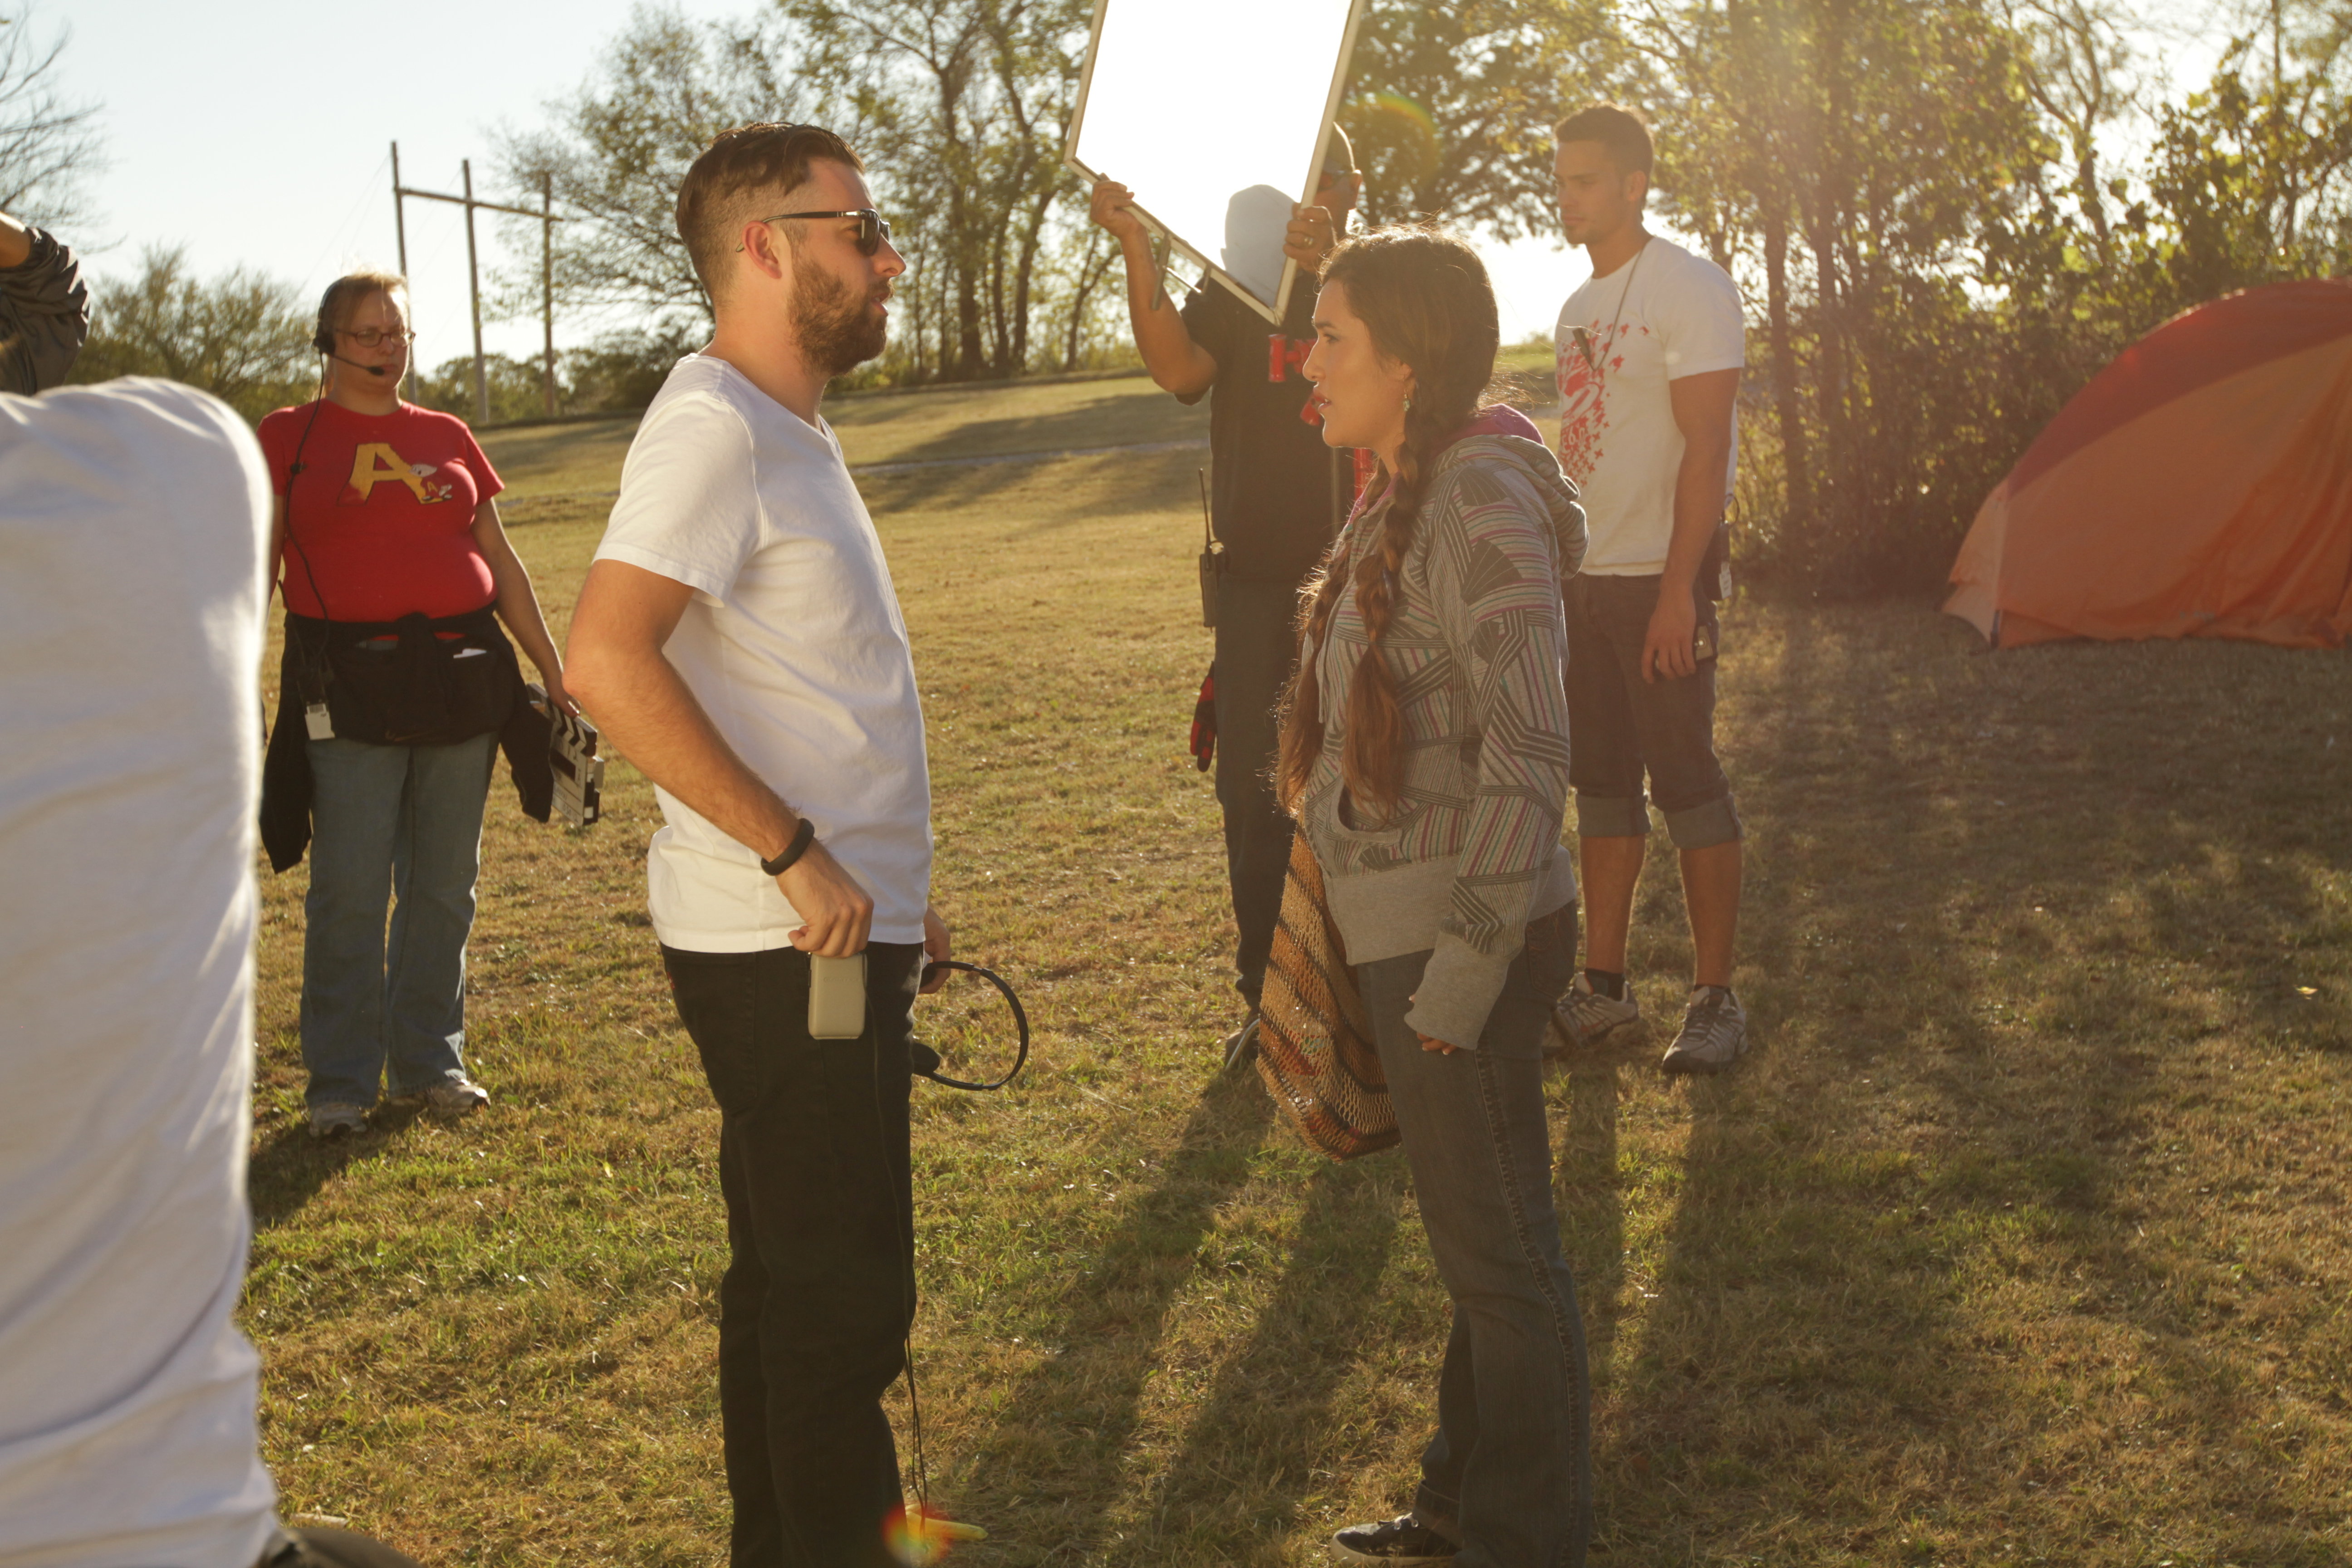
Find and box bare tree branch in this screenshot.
[0,3,107,229]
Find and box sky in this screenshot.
[48,0,2237,372]
[46,0,1589,368]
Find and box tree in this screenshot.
[1638,0,2057,591]
[0,3,105,229]
[1343,0,1643,237]
[68,248,315,425]
[783,0,1096,380]
[494,4,806,327]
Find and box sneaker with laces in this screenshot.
[1332,1514,1458,1563]
[1660,985,1748,1074]
[416,1077,490,1116]
[1548,972,1641,1053]
[308,1102,370,1139]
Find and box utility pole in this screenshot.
[389,142,412,401]
[542,174,557,418]
[461,161,486,421]
[391,143,566,423]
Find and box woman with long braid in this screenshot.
[1283,229,1593,1567]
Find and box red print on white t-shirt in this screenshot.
[1556,323,1618,486]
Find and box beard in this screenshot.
[792,252,889,376]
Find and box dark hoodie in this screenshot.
[1296,404,1588,1049]
[0,228,90,395]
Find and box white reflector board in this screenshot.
[1065,0,1367,323]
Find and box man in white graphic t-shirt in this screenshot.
[564,123,957,1568]
[1545,103,1752,1074]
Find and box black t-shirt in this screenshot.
[1180,276,1349,587]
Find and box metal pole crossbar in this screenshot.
[389,141,567,422]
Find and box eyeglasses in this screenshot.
[338,327,413,348]
[741,208,893,256]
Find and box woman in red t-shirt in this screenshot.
[257,271,573,1138]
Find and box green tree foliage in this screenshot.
[68,247,315,425]
[782,0,1098,381]
[408,327,702,425]
[1644,0,2352,593]
[1343,0,1640,236]
[495,5,802,325]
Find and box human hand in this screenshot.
[536,669,581,719]
[1642,590,1699,683]
[920,903,953,994]
[1285,203,1338,266]
[1417,1032,1461,1056]
[780,838,874,957]
[1089,177,1149,246]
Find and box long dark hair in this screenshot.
[1274,227,1500,820]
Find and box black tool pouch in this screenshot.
[289,607,521,747]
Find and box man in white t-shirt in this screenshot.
[0,380,422,1568]
[564,123,952,1568]
[1546,104,1753,1074]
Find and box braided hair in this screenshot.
[1274,227,1501,820]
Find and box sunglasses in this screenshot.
[744,208,893,256]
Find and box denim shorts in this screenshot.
[1563,573,1741,849]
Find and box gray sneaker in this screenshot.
[1332,1514,1457,1563]
[308,1102,370,1139]
[1660,985,1747,1074]
[1548,972,1641,1052]
[1220,1014,1261,1073]
[412,1077,490,1116]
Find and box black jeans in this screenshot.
[1215,574,1304,1009]
[661,942,924,1568]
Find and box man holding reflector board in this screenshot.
[1069,0,1368,1059]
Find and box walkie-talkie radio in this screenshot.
[1197,467,1222,627]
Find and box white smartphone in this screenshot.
[808,952,868,1040]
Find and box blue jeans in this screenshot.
[1356,903,1593,1567]
[299,733,495,1109]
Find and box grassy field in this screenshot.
[246,382,2352,1567]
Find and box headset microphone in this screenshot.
[330,354,389,378]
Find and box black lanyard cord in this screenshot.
[913,961,1030,1092]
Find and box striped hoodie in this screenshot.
[1297,406,1587,1048]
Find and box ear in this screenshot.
[1626,167,1651,210]
[739,219,791,286]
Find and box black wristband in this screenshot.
[760,817,817,877]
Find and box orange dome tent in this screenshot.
[1945,278,2352,649]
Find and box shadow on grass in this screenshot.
[1588,603,2352,1564]
[248,1101,430,1230]
[866,445,1205,531]
[841,387,1202,470]
[946,1068,1275,1559]
[1553,1056,1631,1395]
[1136,1154,1409,1555]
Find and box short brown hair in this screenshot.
[676,122,864,301]
[314,270,407,352]
[1553,103,1654,181]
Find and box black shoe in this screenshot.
[1332,1514,1458,1563]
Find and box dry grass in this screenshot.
[245,396,2352,1567]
